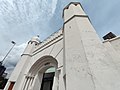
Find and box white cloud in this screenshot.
[0,0,59,54]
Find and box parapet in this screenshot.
[62,2,86,23]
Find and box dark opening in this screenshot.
[40,72,55,90]
[8,82,15,90]
[103,32,116,40]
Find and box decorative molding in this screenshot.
[33,30,63,54]
[21,54,32,57]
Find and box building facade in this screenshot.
[4,2,120,90]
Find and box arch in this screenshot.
[22,55,58,90]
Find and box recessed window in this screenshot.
[8,82,15,90]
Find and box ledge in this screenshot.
[103,36,120,43]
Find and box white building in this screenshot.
[4,2,120,90]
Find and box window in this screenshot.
[8,82,15,90]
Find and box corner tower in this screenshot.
[4,36,40,90]
[63,2,120,90]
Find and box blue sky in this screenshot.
[0,0,120,77]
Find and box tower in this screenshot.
[63,2,120,90]
[4,2,120,90]
[4,36,40,90]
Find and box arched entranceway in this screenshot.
[22,56,58,90]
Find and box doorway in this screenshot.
[40,72,55,90]
[24,56,58,90]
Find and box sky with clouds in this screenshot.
[0,0,120,78]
